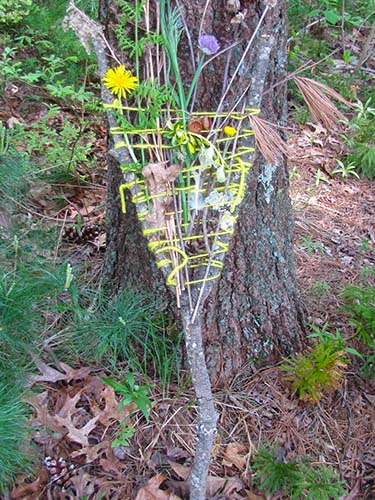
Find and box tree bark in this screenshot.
[99,0,173,309]
[100,0,305,384]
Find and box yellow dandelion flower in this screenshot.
[102,65,138,99]
[223,125,237,137]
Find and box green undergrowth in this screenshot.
[287,0,375,172]
[342,284,375,377]
[2,109,98,188]
[0,140,179,492]
[342,99,375,179]
[252,443,347,499]
[1,0,98,96]
[280,324,360,402]
[67,289,182,392]
[0,226,180,493]
[0,382,34,495]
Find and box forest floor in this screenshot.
[6,104,374,499]
[1,2,375,497]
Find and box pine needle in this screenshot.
[293,77,353,130]
[249,115,288,164]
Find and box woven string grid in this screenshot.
[110,108,259,308]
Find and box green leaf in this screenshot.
[323,9,341,24]
[134,396,152,422]
[345,347,364,359]
[102,377,127,394]
[126,372,135,389]
[308,8,321,17]
[343,50,351,63]
[118,395,134,412]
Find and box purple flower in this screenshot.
[198,34,220,55]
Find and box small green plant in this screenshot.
[315,168,330,187]
[11,107,96,183]
[341,285,375,377]
[289,165,301,181]
[111,421,136,448]
[343,99,375,179]
[252,445,301,496]
[0,0,32,25]
[342,285,375,347]
[293,106,311,125]
[102,372,153,422]
[102,372,153,448]
[332,159,359,179]
[281,324,357,402]
[311,280,331,297]
[0,123,9,155]
[358,239,371,253]
[70,289,181,388]
[252,443,346,499]
[0,383,33,495]
[299,236,325,256]
[291,462,347,500]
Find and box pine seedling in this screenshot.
[252,444,347,499]
[291,462,347,500]
[0,383,33,495]
[281,326,350,402]
[252,445,302,496]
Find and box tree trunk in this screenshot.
[100,0,305,384]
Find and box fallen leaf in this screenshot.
[222,442,248,471]
[245,490,267,500]
[56,392,81,418]
[168,461,190,480]
[30,358,91,384]
[71,440,110,463]
[135,474,177,500]
[54,412,99,446]
[68,472,96,497]
[207,475,245,497]
[79,205,96,216]
[166,475,245,499]
[91,385,132,426]
[26,392,67,435]
[11,470,48,499]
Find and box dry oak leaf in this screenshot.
[26,391,67,435]
[40,387,100,446]
[244,490,267,500]
[222,442,248,471]
[167,474,245,499]
[168,461,190,480]
[54,412,99,447]
[10,470,48,499]
[30,358,91,384]
[135,474,182,500]
[71,440,110,463]
[91,385,133,426]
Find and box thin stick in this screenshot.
[182,309,218,500]
[198,0,211,39]
[210,5,270,130]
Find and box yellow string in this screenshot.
[116,108,259,288]
[154,246,188,286]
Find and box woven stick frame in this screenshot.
[108,107,259,311]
